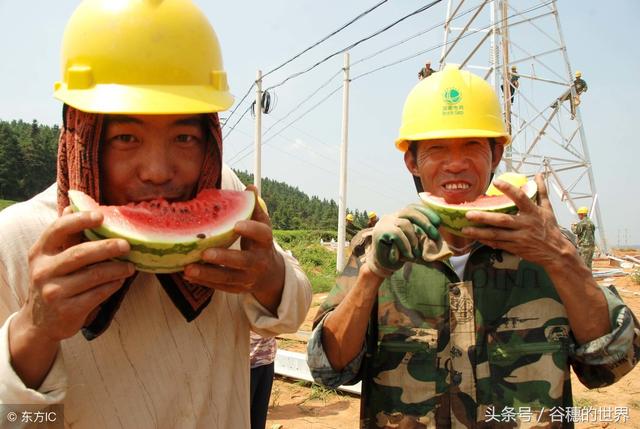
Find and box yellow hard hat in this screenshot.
[395,64,510,152]
[577,206,588,214]
[368,211,377,219]
[346,214,354,222]
[54,0,233,114]
[575,70,582,78]
[511,65,517,71]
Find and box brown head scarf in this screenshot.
[57,105,224,340]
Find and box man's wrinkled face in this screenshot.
[100,114,212,205]
[404,137,503,204]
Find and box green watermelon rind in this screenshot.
[419,180,537,236]
[69,190,255,273]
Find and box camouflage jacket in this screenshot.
[307,240,640,428]
[571,218,595,248]
[346,222,361,241]
[573,78,588,94]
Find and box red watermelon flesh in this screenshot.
[68,189,256,273]
[419,180,538,236]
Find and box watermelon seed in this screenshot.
[197,233,206,239]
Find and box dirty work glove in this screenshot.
[366,204,444,278]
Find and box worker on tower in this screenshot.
[572,71,588,108]
[571,206,596,269]
[500,65,520,105]
[418,61,436,80]
[552,70,588,119]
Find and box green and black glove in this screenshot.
[366,204,451,278]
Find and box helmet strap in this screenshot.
[412,175,424,193]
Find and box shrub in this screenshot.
[273,230,338,293]
[0,200,16,211]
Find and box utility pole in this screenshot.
[500,0,513,171]
[337,52,350,272]
[254,70,263,194]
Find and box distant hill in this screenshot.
[234,170,370,230]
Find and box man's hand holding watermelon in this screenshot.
[183,185,285,314]
[365,204,443,278]
[462,173,573,270]
[11,206,135,388]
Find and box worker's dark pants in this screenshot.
[250,362,275,429]
[501,84,516,104]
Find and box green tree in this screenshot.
[0,123,25,200]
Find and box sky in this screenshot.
[0,0,638,248]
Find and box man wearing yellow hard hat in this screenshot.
[366,211,379,228]
[501,65,520,105]
[345,213,360,241]
[553,70,588,119]
[308,65,638,427]
[571,206,596,268]
[572,70,588,111]
[0,1,312,427]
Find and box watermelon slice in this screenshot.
[68,189,255,273]
[419,179,537,236]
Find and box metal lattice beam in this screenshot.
[439,0,608,252]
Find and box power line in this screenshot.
[351,2,483,67]
[351,0,553,82]
[263,70,342,138]
[225,0,442,141]
[223,0,390,136]
[223,65,348,160]
[225,123,407,202]
[222,104,252,141]
[233,137,408,206]
[228,85,343,166]
[265,0,442,92]
[263,0,391,79]
[274,142,407,204]
[287,123,389,176]
[221,83,255,130]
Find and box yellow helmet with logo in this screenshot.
[577,206,588,215]
[368,211,377,219]
[395,64,510,152]
[54,0,233,114]
[346,214,354,222]
[575,71,582,78]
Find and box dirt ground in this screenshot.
[266,251,640,429]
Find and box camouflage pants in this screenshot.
[579,246,595,269]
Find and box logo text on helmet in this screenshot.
[442,87,464,116]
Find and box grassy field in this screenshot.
[0,200,16,211]
[273,230,337,294]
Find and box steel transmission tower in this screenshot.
[438,0,608,252]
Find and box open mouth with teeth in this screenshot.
[440,181,475,204]
[443,183,470,191]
